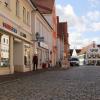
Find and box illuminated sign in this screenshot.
[3,22,17,33]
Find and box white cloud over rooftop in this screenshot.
[56,4,100,49]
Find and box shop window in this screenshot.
[0,35,10,67]
[24,44,31,67]
[97,61,100,66]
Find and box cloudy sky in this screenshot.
[56,0,100,49]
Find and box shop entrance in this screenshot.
[13,38,23,72]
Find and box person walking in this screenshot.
[32,54,38,71]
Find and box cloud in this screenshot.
[87,11,100,22]
[88,0,100,7]
[92,22,100,31]
[56,4,100,49]
[88,0,100,3]
[56,4,86,48]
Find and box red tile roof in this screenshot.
[31,0,55,14]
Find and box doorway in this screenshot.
[13,38,23,72]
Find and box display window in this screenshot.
[0,35,10,67]
[24,43,31,67]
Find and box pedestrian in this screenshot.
[32,54,38,71]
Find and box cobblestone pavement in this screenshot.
[0,66,100,100]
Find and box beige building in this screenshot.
[0,0,36,75]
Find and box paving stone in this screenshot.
[0,66,100,99]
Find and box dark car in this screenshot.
[69,57,79,66]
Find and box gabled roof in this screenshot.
[30,0,55,14]
[97,45,100,48]
[70,49,81,56]
[30,0,53,30]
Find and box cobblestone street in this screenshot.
[0,66,100,100]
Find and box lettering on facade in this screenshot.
[20,32,26,38]
[3,22,17,33]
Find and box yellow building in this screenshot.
[0,0,35,75]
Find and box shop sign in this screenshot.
[39,42,48,49]
[20,32,26,38]
[3,22,17,33]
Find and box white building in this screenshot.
[31,10,53,69]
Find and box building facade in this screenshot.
[0,0,35,75]
[57,16,70,67]
[78,42,100,66]
[31,8,53,69]
[32,0,57,67]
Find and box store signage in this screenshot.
[20,32,26,38]
[3,22,17,33]
[39,42,48,49]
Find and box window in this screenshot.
[27,11,30,25]
[24,44,31,67]
[23,7,26,23]
[6,39,8,44]
[3,38,5,43]
[16,0,20,16]
[4,0,10,8]
[0,35,10,67]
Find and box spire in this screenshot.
[72,48,77,57]
[93,41,95,48]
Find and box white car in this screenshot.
[70,57,79,66]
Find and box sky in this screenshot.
[56,0,100,49]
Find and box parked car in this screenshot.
[69,57,79,66]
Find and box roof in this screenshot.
[30,0,53,30]
[70,49,81,56]
[30,0,55,14]
[97,45,100,48]
[79,42,99,55]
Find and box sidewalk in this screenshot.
[0,67,67,84]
